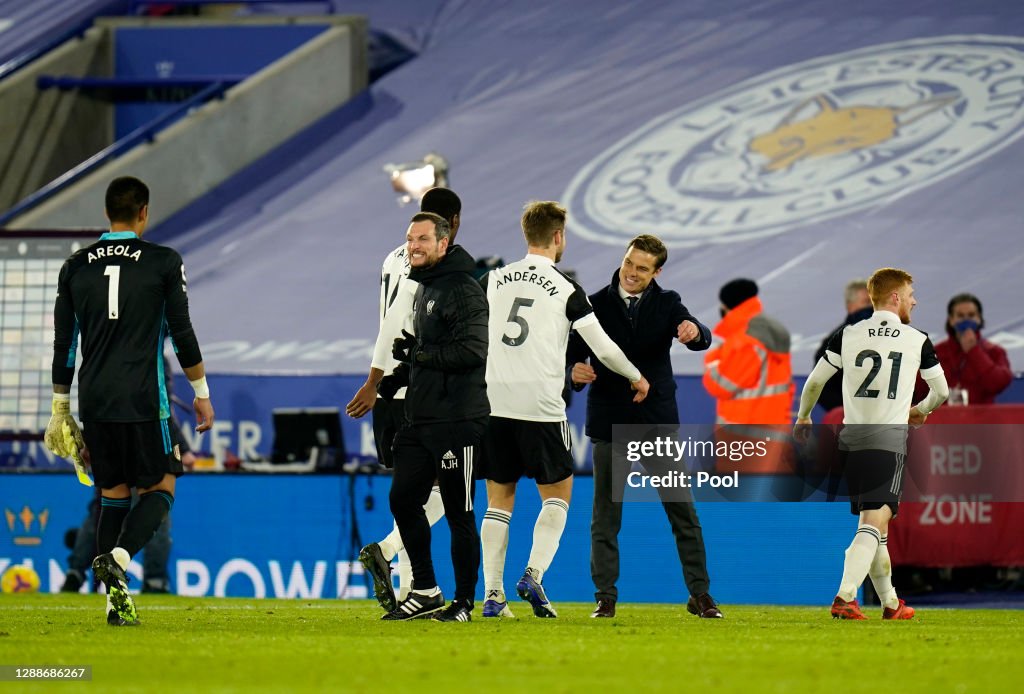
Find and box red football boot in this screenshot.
[831,596,868,620]
[882,599,915,620]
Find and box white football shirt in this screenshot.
[379,243,410,324]
[484,254,597,422]
[823,309,943,451]
[371,244,415,398]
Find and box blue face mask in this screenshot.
[954,319,980,333]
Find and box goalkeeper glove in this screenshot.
[43,394,93,487]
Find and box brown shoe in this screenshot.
[687,593,723,618]
[591,599,616,618]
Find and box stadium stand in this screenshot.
[2,0,1023,606]
[0,0,131,71]
[132,0,1024,380]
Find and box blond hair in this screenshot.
[521,201,566,247]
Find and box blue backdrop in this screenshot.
[6,375,1020,605]
[2,473,854,605]
[164,373,1024,468]
[166,373,723,469]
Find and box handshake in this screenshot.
[43,394,93,487]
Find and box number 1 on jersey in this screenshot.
[104,265,120,320]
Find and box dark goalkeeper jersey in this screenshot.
[52,232,203,422]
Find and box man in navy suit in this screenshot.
[568,234,722,619]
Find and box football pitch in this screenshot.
[2,594,1021,693]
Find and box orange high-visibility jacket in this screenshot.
[703,296,794,425]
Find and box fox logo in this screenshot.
[748,93,959,172]
[564,36,1024,246]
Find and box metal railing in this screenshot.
[0,80,237,228]
[0,25,92,84]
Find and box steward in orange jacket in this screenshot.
[703,279,794,472]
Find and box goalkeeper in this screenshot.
[47,176,214,627]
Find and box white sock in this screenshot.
[527,498,569,583]
[386,486,442,599]
[481,508,512,594]
[413,586,440,597]
[105,593,112,613]
[425,486,444,526]
[838,524,881,601]
[377,522,403,561]
[111,547,131,572]
[869,535,899,609]
[378,485,443,560]
[396,547,412,601]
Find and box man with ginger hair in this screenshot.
[796,267,948,621]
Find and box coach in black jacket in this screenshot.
[567,234,723,618]
[381,211,489,622]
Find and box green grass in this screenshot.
[1,594,1021,693]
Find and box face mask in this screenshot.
[954,319,980,333]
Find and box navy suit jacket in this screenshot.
[567,271,711,441]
